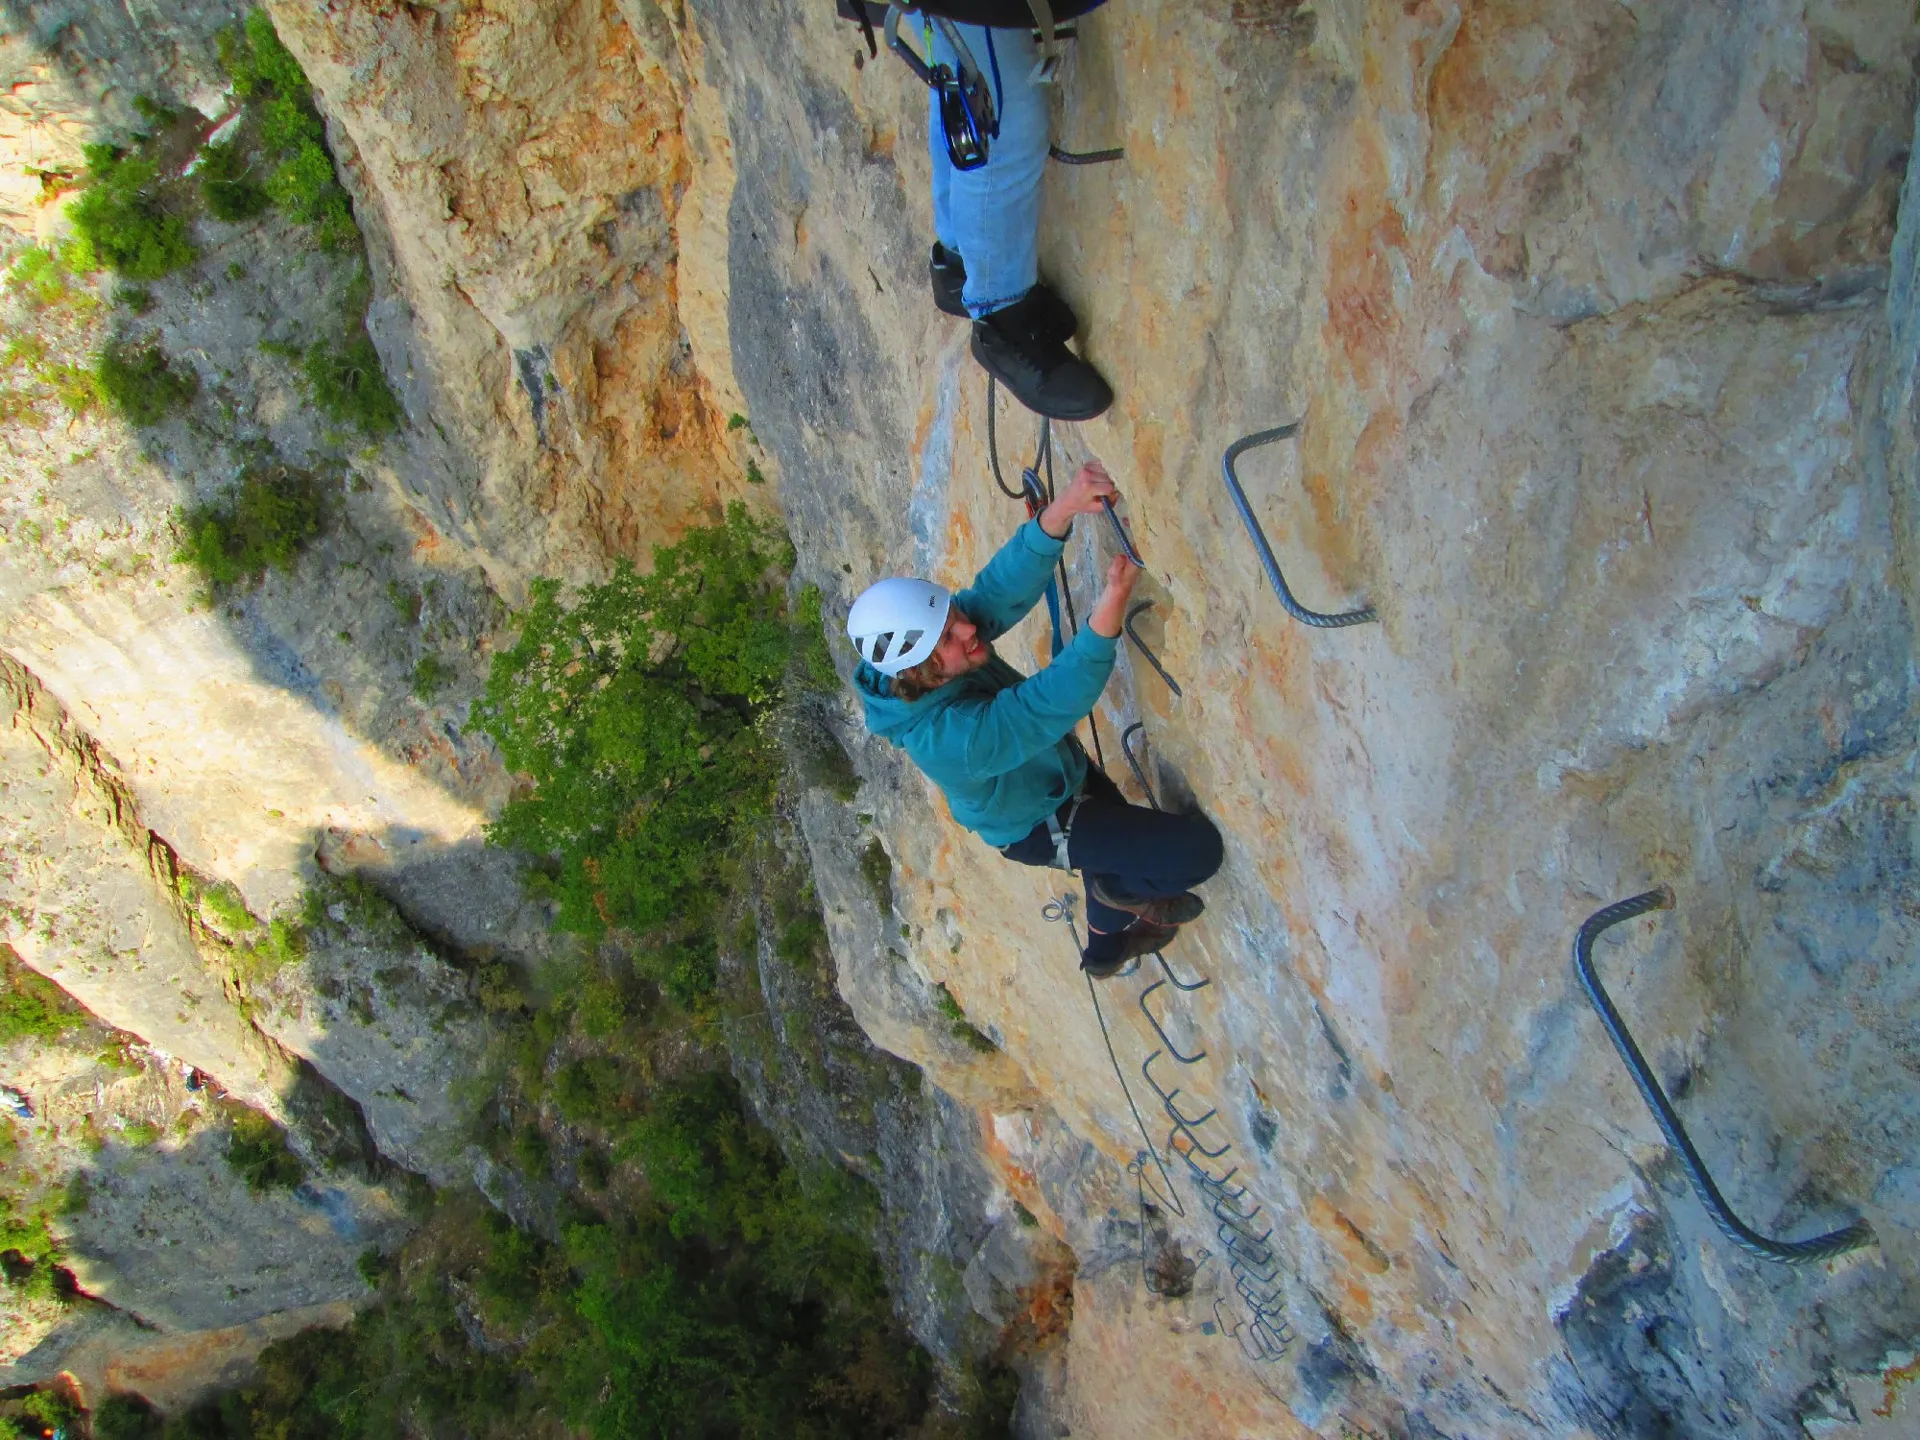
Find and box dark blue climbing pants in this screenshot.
[1000,767,1224,969]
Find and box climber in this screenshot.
[849,460,1222,977]
[838,0,1114,422]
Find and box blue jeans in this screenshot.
[927,21,1049,318]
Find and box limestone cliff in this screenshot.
[0,0,1915,1435]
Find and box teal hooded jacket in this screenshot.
[854,519,1117,847]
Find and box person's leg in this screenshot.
[999,809,1144,971]
[928,78,958,256]
[926,22,1047,316]
[1068,774,1225,904]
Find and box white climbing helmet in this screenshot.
[847,577,951,676]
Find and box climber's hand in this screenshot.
[1039,461,1118,538]
[1088,554,1141,638]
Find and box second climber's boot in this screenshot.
[970,291,1112,422]
[931,246,1077,340]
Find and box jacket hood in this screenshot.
[854,659,951,740]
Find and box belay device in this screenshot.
[883,4,998,171]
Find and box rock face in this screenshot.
[682,1,1920,1435]
[0,0,1916,1434]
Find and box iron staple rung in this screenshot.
[1124,604,1184,698]
[1574,887,1875,1264]
[1222,424,1378,628]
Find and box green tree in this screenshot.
[67,144,195,280]
[473,505,808,992]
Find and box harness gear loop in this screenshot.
[1043,789,1087,871]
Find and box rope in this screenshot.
[1044,894,1185,1217]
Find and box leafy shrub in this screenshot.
[934,983,997,1054]
[473,505,806,952]
[89,1392,164,1440]
[121,1121,160,1147]
[219,11,360,250]
[96,338,197,425]
[0,952,85,1045]
[859,837,893,912]
[225,1108,305,1193]
[173,466,323,589]
[197,139,270,223]
[304,332,401,435]
[551,1056,624,1128]
[410,654,453,702]
[67,144,195,280]
[5,246,71,306]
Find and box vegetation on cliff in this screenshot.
[474,503,831,1002]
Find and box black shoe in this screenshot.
[931,244,1077,340]
[1089,880,1205,926]
[1082,921,1179,979]
[972,293,1112,422]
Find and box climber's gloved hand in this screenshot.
[1039,460,1119,538]
[1088,553,1141,638]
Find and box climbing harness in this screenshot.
[1223,424,1378,629]
[1123,602,1182,697]
[1573,888,1876,1264]
[1041,789,1088,871]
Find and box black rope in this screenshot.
[1574,888,1875,1264]
[985,375,1027,500]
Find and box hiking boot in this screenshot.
[1089,879,1205,927]
[972,295,1112,421]
[931,245,1077,340]
[1082,921,1179,979]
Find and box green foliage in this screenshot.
[304,332,401,436]
[859,838,893,913]
[198,139,270,223]
[13,1387,82,1434]
[67,143,196,280]
[169,1078,934,1440]
[180,872,254,933]
[410,653,453,702]
[173,466,324,589]
[726,412,748,431]
[355,1247,388,1289]
[934,983,998,1054]
[225,1107,305,1193]
[121,1120,160,1147]
[96,337,197,425]
[5,246,71,306]
[0,952,85,1046]
[474,505,807,959]
[90,1392,164,1440]
[551,1055,626,1129]
[218,11,360,251]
